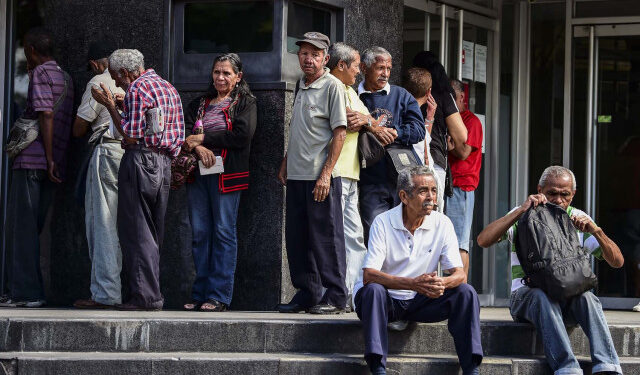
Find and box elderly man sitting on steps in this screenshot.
[477,165,624,375]
[353,165,482,375]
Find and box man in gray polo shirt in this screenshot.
[277,32,348,314]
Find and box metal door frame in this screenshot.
[404,0,501,306]
[0,0,9,295]
[571,19,640,310]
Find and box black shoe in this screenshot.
[308,304,345,314]
[115,303,161,311]
[275,302,308,313]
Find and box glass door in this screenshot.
[403,1,503,305]
[573,25,640,309]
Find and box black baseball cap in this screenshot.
[87,40,117,70]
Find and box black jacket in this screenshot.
[185,94,257,192]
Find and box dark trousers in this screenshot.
[359,182,399,245]
[355,283,483,374]
[285,178,347,308]
[3,169,53,301]
[117,148,170,309]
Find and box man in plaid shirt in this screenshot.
[92,49,184,311]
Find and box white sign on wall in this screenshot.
[461,41,474,81]
[474,44,487,84]
[475,44,487,83]
[476,113,486,154]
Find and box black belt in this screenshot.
[123,143,170,156]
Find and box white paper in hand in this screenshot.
[199,156,224,175]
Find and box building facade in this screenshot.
[0,0,638,309]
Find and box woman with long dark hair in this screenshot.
[412,51,467,211]
[181,53,257,311]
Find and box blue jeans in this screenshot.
[446,187,475,251]
[85,143,124,305]
[187,173,241,305]
[510,286,621,375]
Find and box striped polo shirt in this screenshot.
[13,61,74,177]
[501,205,603,293]
[201,97,231,155]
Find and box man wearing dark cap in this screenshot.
[72,41,125,309]
[277,32,349,314]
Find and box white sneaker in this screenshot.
[633,302,640,312]
[24,300,46,308]
[388,320,410,331]
[0,299,45,308]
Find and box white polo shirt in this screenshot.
[352,204,462,301]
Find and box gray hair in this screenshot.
[327,42,358,70]
[450,78,464,94]
[538,166,577,191]
[108,49,144,74]
[362,46,392,68]
[397,166,437,197]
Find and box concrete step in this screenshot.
[1,309,640,359]
[0,352,638,375]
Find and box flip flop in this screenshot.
[199,299,226,312]
[183,301,202,311]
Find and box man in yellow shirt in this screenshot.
[328,42,375,309]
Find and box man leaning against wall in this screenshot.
[277,32,348,315]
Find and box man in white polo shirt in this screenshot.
[353,166,482,375]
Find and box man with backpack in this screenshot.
[477,166,624,375]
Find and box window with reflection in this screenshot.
[184,1,274,54]
[287,2,331,53]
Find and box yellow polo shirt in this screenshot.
[334,83,370,180]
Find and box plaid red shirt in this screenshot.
[121,69,184,157]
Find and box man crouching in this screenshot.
[353,166,482,375]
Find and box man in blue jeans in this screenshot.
[446,78,483,276]
[478,166,625,375]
